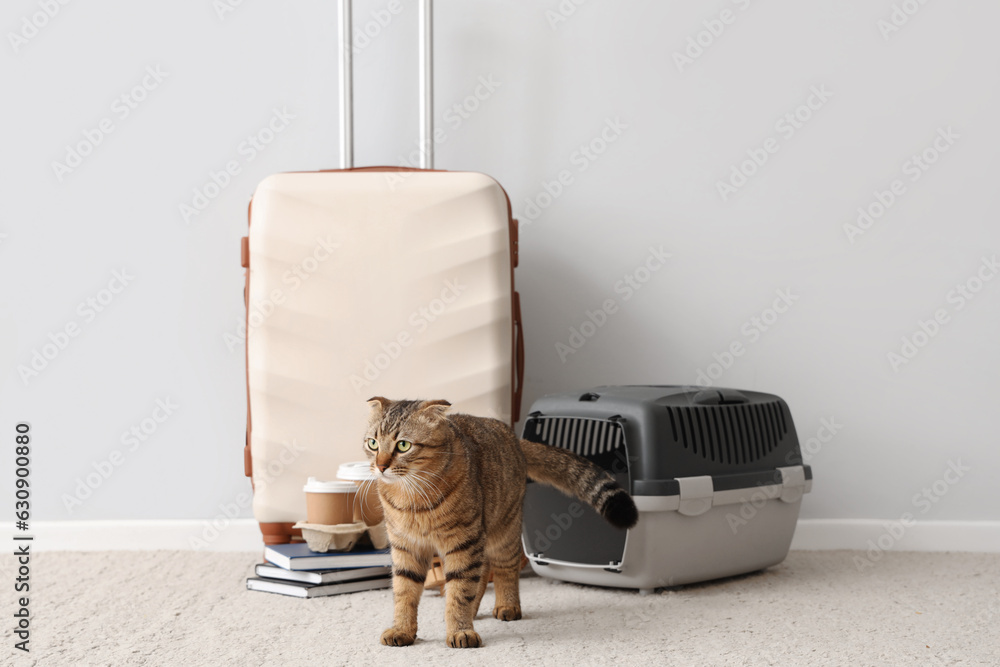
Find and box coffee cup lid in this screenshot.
[337,461,378,481]
[303,477,357,493]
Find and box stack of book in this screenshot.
[247,543,394,599]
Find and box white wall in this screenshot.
[2,1,998,544]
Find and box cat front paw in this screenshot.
[493,604,522,621]
[446,630,482,648]
[380,627,415,646]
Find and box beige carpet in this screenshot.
[8,550,999,666]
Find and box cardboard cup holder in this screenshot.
[292,520,390,553]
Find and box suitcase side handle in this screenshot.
[339,0,434,169]
[513,291,525,423]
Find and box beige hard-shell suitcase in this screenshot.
[240,1,523,545]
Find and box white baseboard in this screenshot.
[790,519,1000,553]
[3,519,998,552]
[1,519,264,552]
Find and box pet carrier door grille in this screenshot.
[530,417,625,458]
[521,416,630,568]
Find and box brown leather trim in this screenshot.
[510,218,519,268]
[259,522,302,546]
[244,198,253,481]
[240,237,249,268]
[512,291,524,423]
[501,206,521,425]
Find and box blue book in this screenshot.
[255,563,392,585]
[264,543,392,571]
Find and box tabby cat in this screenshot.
[363,397,638,649]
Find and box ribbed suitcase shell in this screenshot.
[242,169,522,544]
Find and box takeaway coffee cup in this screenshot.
[337,461,384,526]
[303,478,357,525]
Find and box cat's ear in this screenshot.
[417,399,451,422]
[367,396,391,413]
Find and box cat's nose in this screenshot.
[377,464,388,473]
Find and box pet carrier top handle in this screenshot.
[338,0,435,169]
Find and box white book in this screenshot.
[246,576,392,599]
[263,543,392,571]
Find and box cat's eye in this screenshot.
[396,440,412,452]
[365,438,378,451]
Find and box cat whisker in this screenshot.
[400,476,418,512]
[405,474,436,510]
[356,477,378,514]
[407,471,445,504]
[404,476,425,513]
[412,467,447,482]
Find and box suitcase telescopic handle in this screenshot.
[338,0,434,170]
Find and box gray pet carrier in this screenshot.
[521,386,812,592]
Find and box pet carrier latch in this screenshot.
[676,475,714,516]
[776,466,807,503]
[525,552,626,571]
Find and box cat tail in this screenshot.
[519,439,638,529]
